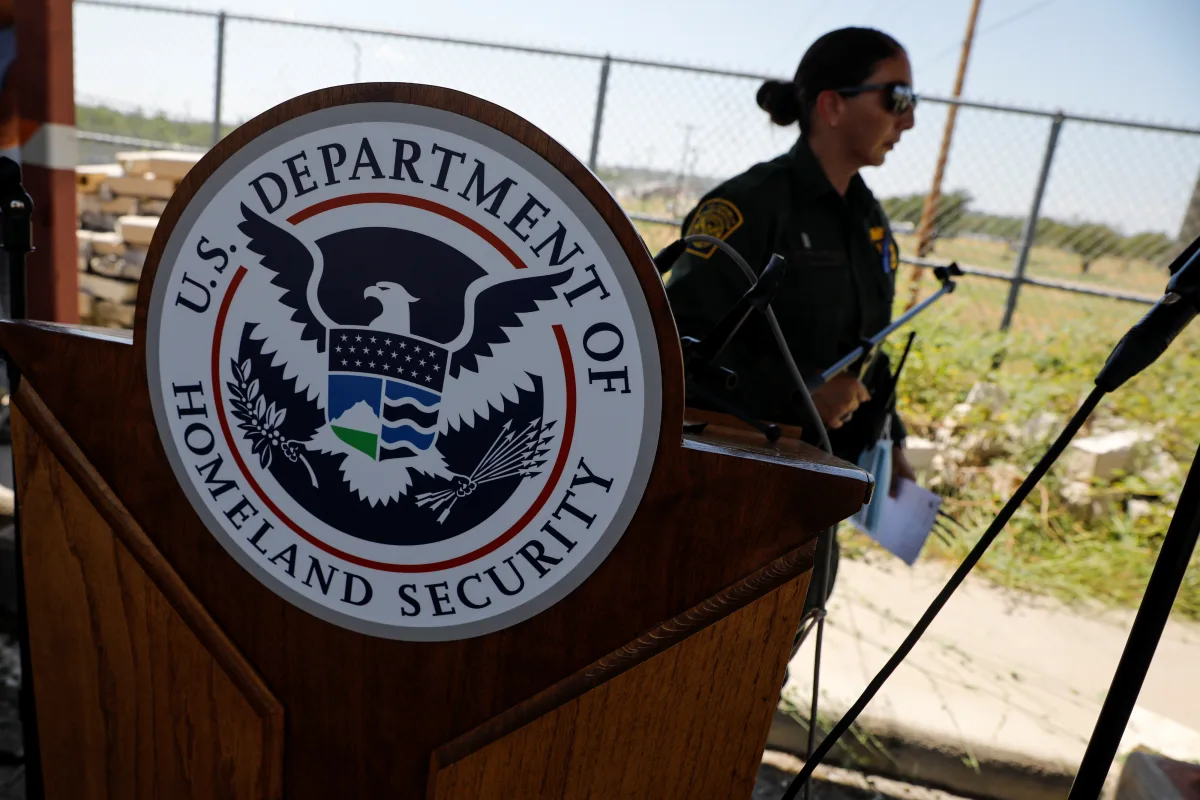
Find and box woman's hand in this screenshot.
[890,445,916,497]
[811,374,871,430]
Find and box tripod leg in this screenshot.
[1067,439,1200,799]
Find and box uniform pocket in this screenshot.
[779,247,859,370]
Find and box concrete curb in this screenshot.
[766,708,1078,800]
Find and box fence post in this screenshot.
[1000,112,1064,331]
[211,11,227,147]
[587,55,612,173]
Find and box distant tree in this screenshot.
[881,193,926,226]
[1118,231,1175,267]
[959,212,1024,243]
[1033,218,1074,249]
[76,104,235,148]
[1065,223,1123,273]
[881,190,972,243]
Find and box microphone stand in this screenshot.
[658,235,835,800]
[0,155,42,799]
[1065,235,1200,798]
[1067,441,1200,798]
[782,233,1200,800]
[679,252,791,443]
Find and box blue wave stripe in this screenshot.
[382,404,438,428]
[380,425,437,450]
[382,418,436,435]
[384,395,439,413]
[384,381,440,406]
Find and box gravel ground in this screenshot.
[0,633,23,800]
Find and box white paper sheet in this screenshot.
[850,477,942,566]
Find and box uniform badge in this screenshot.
[869,225,886,252]
[684,198,744,259]
[870,225,898,273]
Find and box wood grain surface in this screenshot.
[11,394,283,799]
[429,573,811,799]
[1,84,872,797]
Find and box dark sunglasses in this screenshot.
[833,82,918,115]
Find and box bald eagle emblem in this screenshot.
[227,203,573,539]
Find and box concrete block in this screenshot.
[90,231,125,257]
[94,300,136,329]
[116,215,159,247]
[1066,430,1154,482]
[77,229,94,271]
[1142,450,1181,486]
[116,149,202,182]
[79,273,139,304]
[902,436,937,472]
[103,175,176,200]
[76,163,123,193]
[99,195,139,215]
[123,245,149,269]
[78,291,95,322]
[1021,411,1062,445]
[1060,480,1115,521]
[966,381,1010,412]
[139,198,169,216]
[1127,499,1154,522]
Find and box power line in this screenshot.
[919,0,1063,70]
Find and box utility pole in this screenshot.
[673,124,696,215]
[906,0,983,309]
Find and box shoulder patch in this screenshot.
[684,198,745,259]
[869,225,886,251]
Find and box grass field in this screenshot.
[624,198,1199,621]
[881,270,1199,620]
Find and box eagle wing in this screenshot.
[436,267,573,434]
[236,203,333,404]
[237,203,331,351]
[448,266,574,378]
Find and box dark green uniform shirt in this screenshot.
[664,136,905,459]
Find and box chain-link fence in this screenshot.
[73,0,1200,328]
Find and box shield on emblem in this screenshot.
[326,327,450,461]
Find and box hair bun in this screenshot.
[756,79,801,126]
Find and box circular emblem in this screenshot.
[147,97,662,641]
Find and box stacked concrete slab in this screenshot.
[75,150,202,328]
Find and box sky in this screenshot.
[72,0,1200,236]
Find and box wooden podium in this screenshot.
[1,85,871,798]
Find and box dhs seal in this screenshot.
[146,98,662,640]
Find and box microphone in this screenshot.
[1095,237,1200,392]
[652,238,688,275]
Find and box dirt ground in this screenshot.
[0,634,22,800]
[753,752,971,800]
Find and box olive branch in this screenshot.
[227,358,318,487]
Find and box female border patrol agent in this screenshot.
[662,27,918,605]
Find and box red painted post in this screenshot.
[12,0,78,323]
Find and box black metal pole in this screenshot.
[0,155,43,799]
[1066,440,1200,799]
